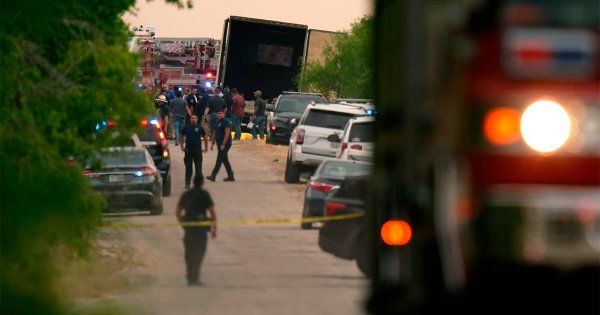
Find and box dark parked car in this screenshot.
[138,117,171,196]
[301,159,372,229]
[318,174,371,276]
[83,146,164,215]
[266,92,327,144]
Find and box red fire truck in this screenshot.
[370,1,599,313]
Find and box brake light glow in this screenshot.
[350,144,363,150]
[82,169,99,178]
[325,202,347,216]
[483,107,521,146]
[521,100,571,153]
[380,220,412,246]
[134,167,156,177]
[141,119,149,126]
[295,129,305,144]
[309,181,335,193]
[163,150,169,158]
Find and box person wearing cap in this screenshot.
[206,109,235,182]
[156,94,170,135]
[250,90,266,140]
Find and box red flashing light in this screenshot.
[380,220,412,246]
[206,72,213,78]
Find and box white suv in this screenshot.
[330,116,375,162]
[285,102,376,183]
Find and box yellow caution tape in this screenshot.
[101,212,364,229]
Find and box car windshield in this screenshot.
[320,161,372,179]
[348,122,374,142]
[304,110,357,129]
[277,96,323,113]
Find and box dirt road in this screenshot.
[70,139,369,315]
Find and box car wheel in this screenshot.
[150,203,164,215]
[162,173,172,196]
[300,203,313,229]
[284,155,300,183]
[355,234,372,277]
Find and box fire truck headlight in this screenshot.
[520,100,571,153]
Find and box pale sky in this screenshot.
[122,0,373,39]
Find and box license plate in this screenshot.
[108,174,125,183]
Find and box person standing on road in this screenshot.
[230,88,246,141]
[206,109,235,182]
[250,90,266,140]
[203,87,226,141]
[175,175,217,286]
[222,87,233,119]
[155,95,170,136]
[171,89,190,146]
[179,115,208,189]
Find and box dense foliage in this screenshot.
[296,16,374,99]
[0,0,188,313]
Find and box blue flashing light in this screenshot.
[149,119,158,125]
[95,123,101,131]
[366,109,378,116]
[178,87,183,92]
[134,171,144,177]
[102,120,108,126]
[205,82,212,88]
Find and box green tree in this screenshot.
[0,0,186,313]
[296,16,374,99]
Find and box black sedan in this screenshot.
[83,146,164,215]
[318,174,371,276]
[301,159,372,229]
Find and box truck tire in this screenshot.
[162,173,171,197]
[355,234,372,277]
[150,203,164,215]
[300,204,313,229]
[284,156,301,183]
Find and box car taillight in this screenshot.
[82,169,99,178]
[325,201,347,216]
[271,125,277,131]
[134,167,156,177]
[341,142,348,153]
[309,181,335,193]
[350,144,362,150]
[295,129,305,144]
[380,220,413,246]
[163,149,169,158]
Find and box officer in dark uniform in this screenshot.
[175,176,217,286]
[206,109,235,182]
[179,114,208,189]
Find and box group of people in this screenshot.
[150,84,270,286]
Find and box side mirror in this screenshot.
[327,134,341,142]
[290,118,298,125]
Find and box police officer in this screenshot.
[206,109,235,182]
[179,114,208,189]
[175,176,217,286]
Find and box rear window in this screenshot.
[277,96,323,114]
[98,149,147,166]
[334,176,369,198]
[138,125,160,141]
[321,162,372,179]
[303,110,356,129]
[348,122,374,142]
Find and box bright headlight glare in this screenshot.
[520,100,571,153]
